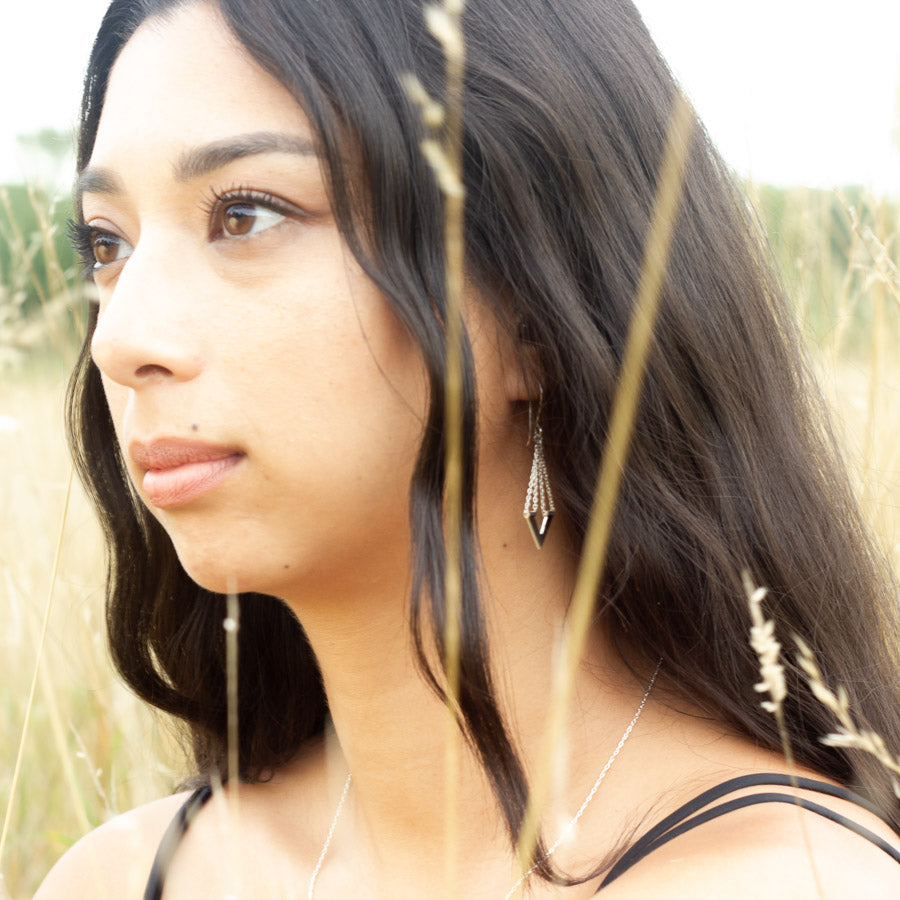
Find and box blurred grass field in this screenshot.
[0,180,898,898]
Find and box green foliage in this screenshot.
[0,183,77,316]
[0,127,84,356]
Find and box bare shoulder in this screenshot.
[599,792,900,899]
[35,791,192,899]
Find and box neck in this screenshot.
[281,510,654,894]
[273,393,662,895]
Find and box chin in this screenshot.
[172,544,272,597]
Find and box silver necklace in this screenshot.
[308,661,661,899]
[503,660,661,899]
[307,771,353,900]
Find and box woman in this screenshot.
[39,0,900,896]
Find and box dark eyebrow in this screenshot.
[75,167,124,209]
[174,131,318,181]
[75,131,318,210]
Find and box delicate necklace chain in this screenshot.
[307,772,353,900]
[503,660,661,900]
[308,661,661,900]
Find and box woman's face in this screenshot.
[81,2,443,601]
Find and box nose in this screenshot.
[90,245,204,389]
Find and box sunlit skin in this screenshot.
[36,4,900,898]
[82,68,426,604]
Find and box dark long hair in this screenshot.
[68,0,900,872]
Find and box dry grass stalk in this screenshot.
[826,221,861,370]
[0,184,81,355]
[855,204,889,503]
[3,570,94,850]
[224,587,241,894]
[406,2,468,896]
[0,187,52,311]
[843,202,900,310]
[224,589,240,796]
[0,464,74,869]
[511,93,695,892]
[795,636,900,798]
[744,571,824,899]
[745,572,787,715]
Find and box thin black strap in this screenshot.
[143,785,213,900]
[599,773,900,889]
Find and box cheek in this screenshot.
[240,252,428,421]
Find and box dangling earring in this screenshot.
[523,387,555,549]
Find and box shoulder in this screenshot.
[35,790,193,899]
[598,783,900,899]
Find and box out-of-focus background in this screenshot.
[1,1,898,896]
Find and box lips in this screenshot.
[130,438,245,509]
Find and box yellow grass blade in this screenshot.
[512,93,695,887]
[224,585,242,896]
[0,463,74,869]
[416,3,469,898]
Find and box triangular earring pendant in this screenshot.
[523,387,555,550]
[526,510,554,549]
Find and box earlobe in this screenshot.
[465,284,541,404]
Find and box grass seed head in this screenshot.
[744,571,786,714]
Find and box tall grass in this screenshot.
[0,195,183,897]
[0,174,897,898]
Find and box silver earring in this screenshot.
[523,388,554,549]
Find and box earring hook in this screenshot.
[527,385,544,447]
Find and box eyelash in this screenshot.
[67,219,108,282]
[68,186,305,282]
[200,184,301,235]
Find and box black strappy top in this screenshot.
[597,773,900,889]
[144,785,212,900]
[144,773,900,898]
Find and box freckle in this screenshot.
[191,423,199,432]
[284,564,291,569]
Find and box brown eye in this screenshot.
[91,232,131,266]
[211,196,288,240]
[223,203,257,236]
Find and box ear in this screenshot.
[503,320,542,403]
[462,280,542,404]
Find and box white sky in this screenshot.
[0,0,898,193]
